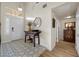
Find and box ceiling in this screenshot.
[53,2,79,20]
[2,2,79,20]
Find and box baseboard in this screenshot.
[1,40,11,44]
[1,38,24,44]
[75,45,79,56]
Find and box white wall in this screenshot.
[25,2,66,51]
[51,13,60,49]
[0,3,1,37]
[52,13,63,42]
[51,21,57,50]
[0,3,1,22]
[57,19,63,40]
[76,6,79,55]
[25,3,52,50]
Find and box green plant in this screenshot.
[28,22,32,26]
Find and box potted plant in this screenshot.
[28,22,32,32]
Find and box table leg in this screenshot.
[25,35,26,43]
[29,35,32,43]
[38,34,40,45]
[33,35,35,47]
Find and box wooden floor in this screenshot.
[40,41,78,57]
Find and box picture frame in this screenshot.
[52,18,55,28]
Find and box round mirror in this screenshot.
[33,17,42,27]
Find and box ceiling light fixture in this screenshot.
[18,3,23,11]
[26,17,35,21]
[18,7,22,11]
[66,16,72,19]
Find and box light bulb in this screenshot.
[18,8,22,11]
[66,16,72,18]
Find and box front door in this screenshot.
[7,15,24,41]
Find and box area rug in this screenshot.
[0,39,46,57]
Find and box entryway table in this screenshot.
[24,30,41,47]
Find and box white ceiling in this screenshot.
[2,2,24,11]
[2,2,79,20]
[53,2,79,20]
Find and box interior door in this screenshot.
[9,15,24,41]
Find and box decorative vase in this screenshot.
[29,25,32,32]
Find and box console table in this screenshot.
[24,30,41,47]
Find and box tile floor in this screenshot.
[0,39,45,57]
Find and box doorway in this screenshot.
[0,22,1,45]
[51,3,79,56]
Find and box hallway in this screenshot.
[40,41,78,57]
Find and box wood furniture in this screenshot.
[24,30,41,47]
[64,22,75,43]
[64,29,75,43]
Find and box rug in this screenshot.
[0,39,46,57]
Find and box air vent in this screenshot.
[35,2,39,4]
[43,3,47,8]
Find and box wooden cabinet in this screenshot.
[64,29,75,43]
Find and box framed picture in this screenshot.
[52,18,55,28]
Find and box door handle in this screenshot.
[12,27,14,32]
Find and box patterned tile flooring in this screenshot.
[0,39,46,57]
